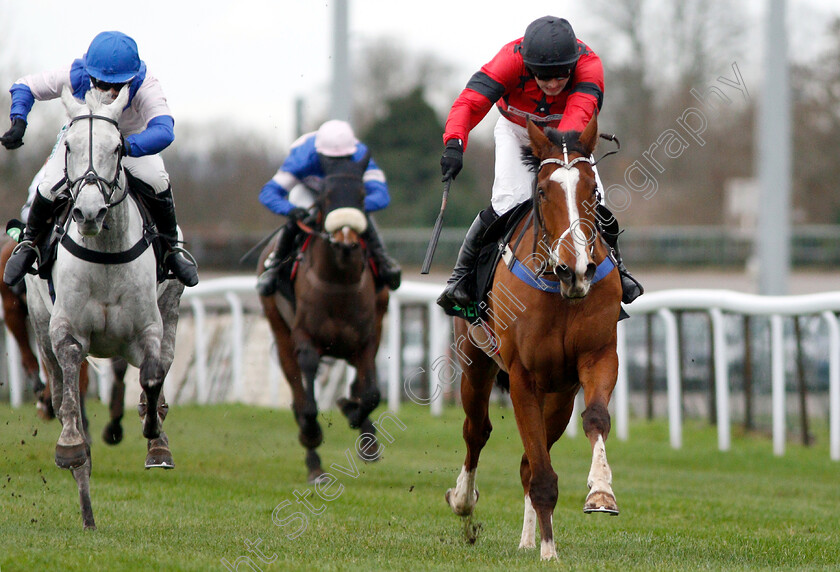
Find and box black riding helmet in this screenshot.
[521,16,581,79]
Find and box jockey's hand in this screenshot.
[0,118,26,150]
[440,139,463,182]
[286,207,310,223]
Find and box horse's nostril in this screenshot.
[585,262,596,281]
[71,208,84,223]
[97,207,108,220]
[554,264,574,284]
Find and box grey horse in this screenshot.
[24,86,184,529]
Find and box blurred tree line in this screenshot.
[2,4,840,266]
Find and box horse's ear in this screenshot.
[527,119,552,160]
[110,85,130,114]
[579,114,599,156]
[61,85,85,118]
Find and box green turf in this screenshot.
[1,401,838,571]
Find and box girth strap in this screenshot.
[59,229,154,265]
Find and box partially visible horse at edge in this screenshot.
[444,117,623,560]
[24,86,184,529]
[258,152,389,483]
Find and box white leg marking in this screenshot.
[449,465,477,512]
[540,537,557,560]
[587,434,614,495]
[518,494,537,549]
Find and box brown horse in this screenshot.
[1,236,127,442]
[258,153,389,483]
[444,117,623,560]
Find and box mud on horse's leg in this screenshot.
[52,330,88,470]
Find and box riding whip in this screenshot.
[238,227,282,265]
[420,179,451,275]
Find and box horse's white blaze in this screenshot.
[324,207,367,234]
[449,465,477,512]
[519,494,537,549]
[586,434,614,495]
[550,167,589,277]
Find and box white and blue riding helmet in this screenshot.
[84,31,141,84]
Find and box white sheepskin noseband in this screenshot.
[324,208,368,234]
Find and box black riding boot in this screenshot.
[145,188,199,287]
[256,220,301,297]
[3,193,54,286]
[436,208,495,313]
[362,215,401,290]
[596,204,643,304]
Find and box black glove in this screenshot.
[0,118,26,150]
[286,207,310,223]
[440,139,463,182]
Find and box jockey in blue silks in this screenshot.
[256,119,401,296]
[0,31,198,287]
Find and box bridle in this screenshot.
[531,133,621,265]
[63,112,127,208]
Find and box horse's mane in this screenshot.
[520,127,587,172]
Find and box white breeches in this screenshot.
[491,116,605,216]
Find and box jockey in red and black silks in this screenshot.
[436,16,642,313]
[443,37,604,147]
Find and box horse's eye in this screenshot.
[538,188,546,199]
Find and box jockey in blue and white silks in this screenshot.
[1,31,198,287]
[256,120,401,295]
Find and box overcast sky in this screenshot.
[1,0,838,148]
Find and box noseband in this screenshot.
[64,113,127,207]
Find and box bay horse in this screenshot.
[445,117,622,560]
[24,86,184,529]
[258,152,389,483]
[2,231,128,442]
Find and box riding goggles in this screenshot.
[527,65,574,81]
[91,77,129,92]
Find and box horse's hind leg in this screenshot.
[102,358,127,445]
[580,353,619,515]
[446,320,497,517]
[518,388,577,550]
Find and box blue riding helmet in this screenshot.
[84,31,141,83]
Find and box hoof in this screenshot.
[445,488,479,516]
[584,490,619,515]
[307,468,326,485]
[357,436,382,463]
[102,421,124,445]
[145,437,174,469]
[84,522,97,531]
[55,443,87,469]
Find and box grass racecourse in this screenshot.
[1,400,839,571]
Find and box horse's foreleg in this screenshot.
[139,389,174,469]
[518,389,577,550]
[580,354,619,515]
[136,325,165,440]
[296,343,324,483]
[509,367,558,560]
[52,330,88,469]
[343,344,381,429]
[71,447,95,530]
[446,324,496,518]
[102,358,127,445]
